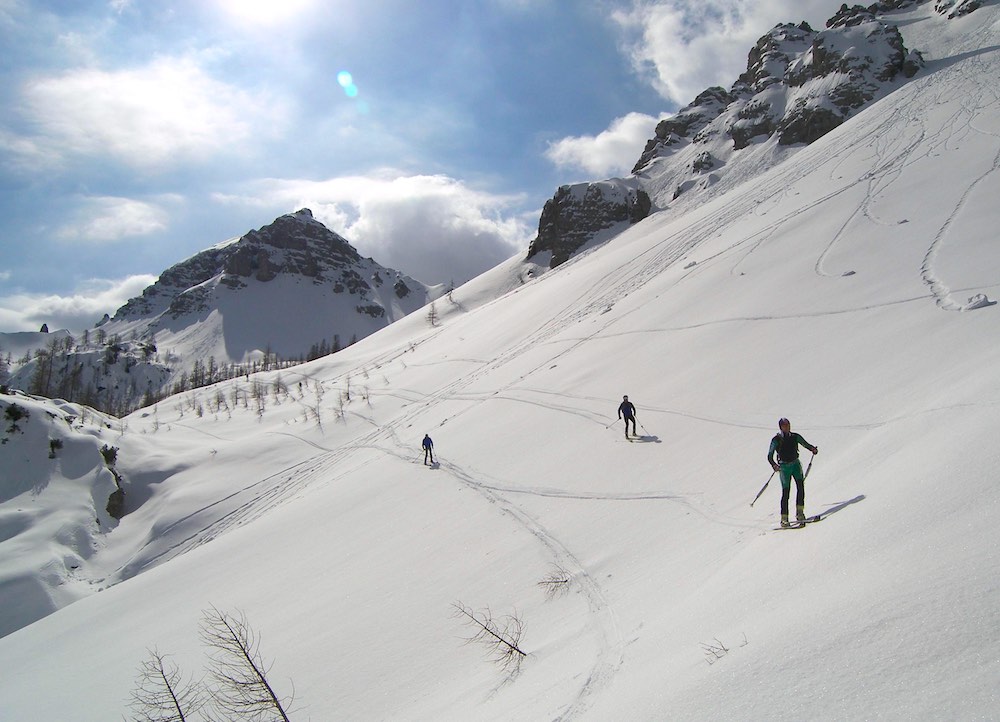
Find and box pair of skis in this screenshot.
[774,515,823,530]
[753,454,821,530]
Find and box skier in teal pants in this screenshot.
[767,418,818,527]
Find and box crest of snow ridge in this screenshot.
[113,209,415,322]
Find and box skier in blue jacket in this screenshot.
[422,434,435,465]
[618,395,637,438]
[767,417,818,526]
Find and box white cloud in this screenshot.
[19,56,285,168]
[0,128,61,172]
[0,275,157,332]
[215,173,535,286]
[55,196,172,243]
[612,0,833,105]
[545,112,666,176]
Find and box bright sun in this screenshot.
[216,0,317,26]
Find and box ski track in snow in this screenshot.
[435,458,626,721]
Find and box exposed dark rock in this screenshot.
[933,0,981,18]
[731,100,777,150]
[526,181,651,269]
[777,104,845,146]
[356,305,386,318]
[633,1,926,174]
[691,151,715,172]
[633,87,736,174]
[106,485,124,520]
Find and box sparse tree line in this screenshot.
[0,329,360,418]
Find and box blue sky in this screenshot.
[0,0,833,332]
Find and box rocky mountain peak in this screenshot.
[524,1,979,272]
[113,209,374,321]
[220,208,361,285]
[9,211,434,416]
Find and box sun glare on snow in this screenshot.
[216,0,317,25]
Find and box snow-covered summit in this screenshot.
[635,2,924,205]
[531,1,935,270]
[112,208,426,325]
[5,210,440,414]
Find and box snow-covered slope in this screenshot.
[0,392,121,637]
[1,1,999,720]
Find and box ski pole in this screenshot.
[750,470,776,507]
[803,452,815,480]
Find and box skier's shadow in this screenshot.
[426,461,441,469]
[818,494,865,517]
[633,435,662,443]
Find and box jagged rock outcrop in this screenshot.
[221,209,362,284]
[933,0,981,19]
[633,87,736,174]
[618,1,943,220]
[635,7,925,164]
[533,3,939,272]
[525,181,651,268]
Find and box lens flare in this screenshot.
[337,70,360,98]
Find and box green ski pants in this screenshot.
[779,459,805,515]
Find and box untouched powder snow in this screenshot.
[1,3,999,720]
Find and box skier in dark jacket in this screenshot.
[618,395,637,438]
[767,417,818,526]
[422,434,434,465]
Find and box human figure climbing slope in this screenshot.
[767,417,818,527]
[422,434,434,465]
[618,395,637,438]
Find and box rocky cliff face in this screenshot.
[933,0,982,19]
[528,1,948,270]
[634,3,924,173]
[526,181,651,268]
